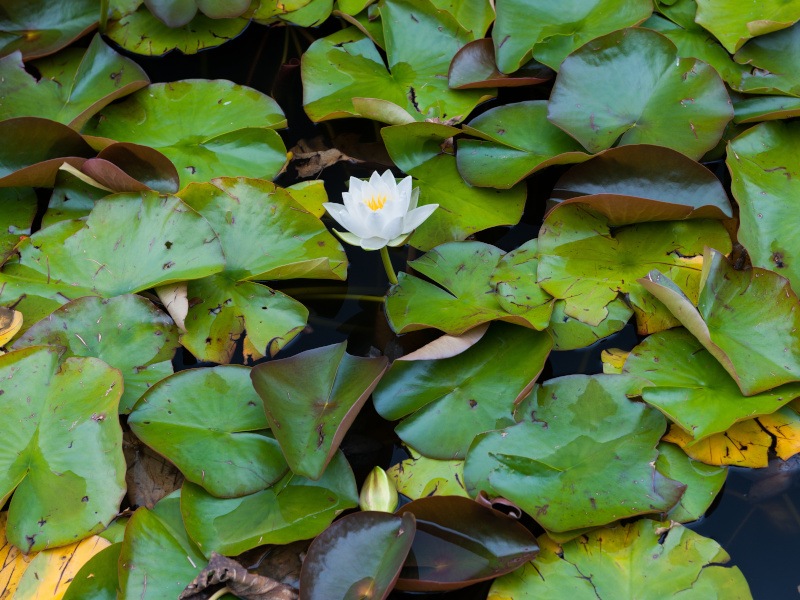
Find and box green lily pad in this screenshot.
[656,442,727,523]
[492,0,652,72]
[644,13,749,89]
[0,117,94,187]
[176,177,345,363]
[62,542,122,600]
[41,170,107,227]
[129,366,289,498]
[641,249,800,395]
[431,0,493,37]
[734,23,800,96]
[84,81,287,188]
[733,94,800,124]
[0,187,36,263]
[537,203,731,328]
[180,451,358,556]
[0,191,225,298]
[14,294,180,414]
[302,0,492,123]
[548,28,733,160]
[464,374,685,532]
[118,493,205,600]
[695,0,800,53]
[386,447,469,499]
[0,346,125,552]
[251,343,387,479]
[105,4,250,56]
[547,144,733,225]
[0,0,98,60]
[448,39,553,90]
[548,298,633,351]
[395,496,539,591]
[623,328,800,441]
[385,241,553,334]
[457,101,589,189]
[728,120,800,292]
[0,35,149,129]
[300,511,416,600]
[374,322,551,459]
[488,520,751,599]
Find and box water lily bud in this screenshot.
[359,466,398,513]
[322,170,438,251]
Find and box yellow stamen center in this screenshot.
[364,195,387,211]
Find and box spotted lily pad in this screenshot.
[374,322,552,459]
[0,187,36,264]
[537,203,731,328]
[465,374,685,532]
[488,520,751,599]
[129,366,289,498]
[640,249,800,395]
[387,447,469,499]
[14,294,180,413]
[0,346,125,551]
[728,120,800,293]
[84,81,287,188]
[548,28,733,160]
[623,328,800,441]
[0,35,149,129]
[386,241,553,334]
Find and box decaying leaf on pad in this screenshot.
[180,553,298,600]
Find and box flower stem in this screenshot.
[380,247,399,285]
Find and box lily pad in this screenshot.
[0,346,125,551]
[118,493,205,600]
[457,101,589,189]
[14,294,180,414]
[548,28,733,160]
[0,187,36,263]
[180,451,358,556]
[547,144,733,225]
[83,81,287,188]
[251,343,387,480]
[734,23,800,96]
[105,5,250,56]
[488,520,751,599]
[0,0,98,60]
[656,442,727,523]
[0,35,149,129]
[537,203,731,328]
[80,142,180,194]
[386,447,469,499]
[0,191,225,298]
[129,366,289,498]
[374,322,551,459]
[448,39,553,90]
[300,511,416,600]
[623,328,800,441]
[695,0,800,53]
[641,249,800,395]
[302,0,492,123]
[464,374,685,532]
[492,0,653,72]
[548,298,633,351]
[176,177,345,362]
[386,241,552,334]
[62,542,122,600]
[395,496,539,591]
[733,94,800,124]
[41,170,107,227]
[728,120,800,293]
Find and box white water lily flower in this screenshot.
[323,171,438,250]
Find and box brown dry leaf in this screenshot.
[123,432,184,508]
[289,137,361,178]
[239,541,307,591]
[180,553,298,600]
[398,323,489,361]
[0,512,36,599]
[11,534,109,599]
[0,307,22,347]
[156,282,189,332]
[663,406,800,467]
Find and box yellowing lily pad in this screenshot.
[387,447,469,499]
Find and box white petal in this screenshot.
[401,203,438,233]
[368,171,384,189]
[323,202,351,229]
[342,191,359,212]
[348,176,364,195]
[397,176,412,206]
[407,186,420,211]
[380,170,398,191]
[377,215,404,241]
[360,236,390,250]
[326,203,372,238]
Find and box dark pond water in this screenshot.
[132,22,800,599]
